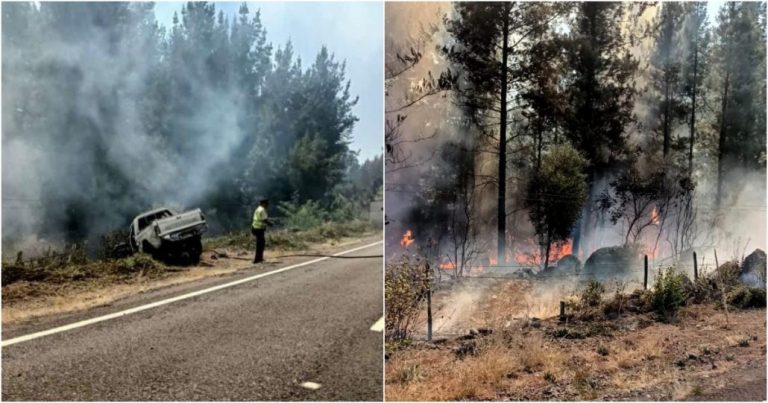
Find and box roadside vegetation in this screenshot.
[2,200,378,321]
[385,258,766,400]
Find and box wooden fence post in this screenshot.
[693,251,698,281]
[426,263,432,341]
[559,301,566,322]
[644,255,649,290]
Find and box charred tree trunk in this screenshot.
[535,120,543,173]
[497,7,509,266]
[663,70,671,157]
[572,169,595,257]
[543,231,552,270]
[688,33,698,174]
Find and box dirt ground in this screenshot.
[2,236,369,325]
[386,280,767,401]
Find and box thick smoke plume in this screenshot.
[3,3,370,255]
[386,2,766,288]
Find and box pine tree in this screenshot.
[712,2,766,210]
[444,2,564,264]
[562,2,638,255]
[649,2,685,159]
[680,2,710,174]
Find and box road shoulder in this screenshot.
[3,233,382,337]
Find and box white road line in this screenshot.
[2,241,383,347]
[370,316,384,332]
[300,382,322,390]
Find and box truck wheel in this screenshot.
[142,241,155,255]
[189,237,203,264]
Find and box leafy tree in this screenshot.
[525,144,587,269]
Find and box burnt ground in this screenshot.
[386,279,766,401]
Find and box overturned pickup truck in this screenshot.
[129,207,207,263]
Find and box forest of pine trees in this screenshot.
[2,2,382,245]
[386,1,766,271]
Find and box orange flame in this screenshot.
[513,238,574,266]
[400,229,415,248]
[651,207,660,225]
[438,261,456,270]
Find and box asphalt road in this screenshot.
[2,240,383,401]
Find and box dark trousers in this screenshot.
[252,227,266,263]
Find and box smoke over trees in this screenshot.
[2,2,382,249]
[387,1,766,274]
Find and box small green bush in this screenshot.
[581,280,605,308]
[715,261,742,288]
[396,364,422,384]
[649,267,689,322]
[385,256,431,340]
[328,193,359,222]
[277,199,328,230]
[728,286,767,309]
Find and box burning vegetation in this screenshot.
[385,0,765,292]
[385,2,766,399]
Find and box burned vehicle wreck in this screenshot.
[129,207,207,264]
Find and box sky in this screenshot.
[153,1,384,162]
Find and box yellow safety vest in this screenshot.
[252,206,268,229]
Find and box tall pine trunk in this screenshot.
[688,33,698,174]
[663,70,671,157]
[716,71,730,212]
[497,8,509,266]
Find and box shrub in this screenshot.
[2,243,89,286]
[580,280,605,308]
[649,267,689,322]
[395,364,422,384]
[113,253,164,275]
[277,199,328,230]
[99,229,133,260]
[728,286,767,309]
[715,261,741,288]
[328,193,359,222]
[385,256,431,340]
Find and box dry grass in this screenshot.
[2,249,253,324]
[386,278,766,401]
[386,335,567,401]
[3,230,378,325]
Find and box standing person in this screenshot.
[252,199,272,263]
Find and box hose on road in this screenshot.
[276,253,383,259]
[226,254,382,261]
